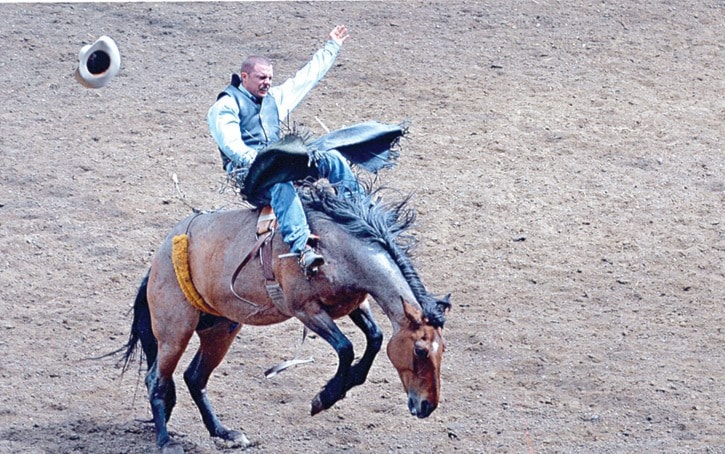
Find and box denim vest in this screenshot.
[216,81,281,169]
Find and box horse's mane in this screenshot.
[300,183,449,328]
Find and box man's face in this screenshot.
[241,63,273,99]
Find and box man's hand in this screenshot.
[329,25,350,46]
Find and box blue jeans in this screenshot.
[269,149,363,254]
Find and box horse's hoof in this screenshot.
[213,430,251,449]
[311,394,325,416]
[161,439,184,454]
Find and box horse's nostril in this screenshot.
[418,400,434,418]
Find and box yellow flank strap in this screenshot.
[171,234,222,316]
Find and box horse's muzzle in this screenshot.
[408,394,436,418]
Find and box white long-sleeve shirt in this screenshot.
[207,39,342,170]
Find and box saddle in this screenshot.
[256,205,277,237]
[228,206,277,275]
[229,206,288,313]
[170,207,285,317]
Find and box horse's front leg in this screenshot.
[346,300,383,391]
[298,308,354,415]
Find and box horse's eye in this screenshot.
[414,344,429,358]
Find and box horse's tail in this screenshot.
[122,270,158,373]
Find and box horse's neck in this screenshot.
[324,228,417,332]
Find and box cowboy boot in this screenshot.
[299,245,324,274]
[300,234,323,274]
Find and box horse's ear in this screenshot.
[401,298,423,327]
[440,293,452,312]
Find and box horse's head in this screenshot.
[387,300,447,418]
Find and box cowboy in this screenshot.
[207,25,365,274]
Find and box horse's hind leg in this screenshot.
[183,315,249,447]
[146,273,199,451]
[147,337,193,452]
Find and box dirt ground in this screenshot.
[0,1,722,453]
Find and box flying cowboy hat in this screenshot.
[74,35,121,88]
